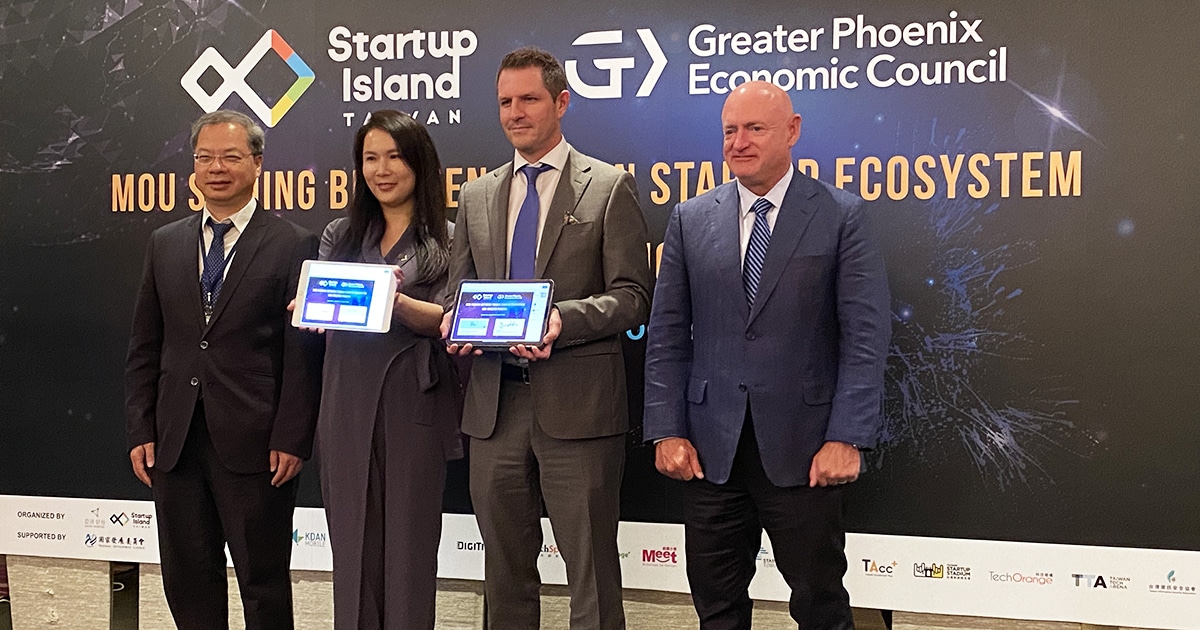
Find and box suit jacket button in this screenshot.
[199,341,209,350]
[745,332,756,340]
[738,383,747,392]
[190,377,199,387]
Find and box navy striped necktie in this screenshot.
[202,218,234,319]
[742,197,773,306]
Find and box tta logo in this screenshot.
[565,29,667,99]
[181,30,314,127]
[1072,573,1130,589]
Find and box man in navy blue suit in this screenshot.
[643,81,891,629]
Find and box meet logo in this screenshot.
[1149,570,1197,595]
[1072,572,1130,590]
[861,559,897,577]
[565,29,667,99]
[642,545,679,566]
[181,30,314,128]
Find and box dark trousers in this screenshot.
[684,413,852,630]
[470,379,627,630]
[351,381,446,630]
[152,401,298,630]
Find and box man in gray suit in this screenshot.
[644,82,891,629]
[443,47,652,630]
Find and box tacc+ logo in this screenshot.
[181,30,314,127]
[862,559,897,576]
[565,29,667,99]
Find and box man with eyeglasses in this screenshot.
[125,109,323,630]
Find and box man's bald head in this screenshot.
[721,81,802,196]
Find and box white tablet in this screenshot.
[292,260,397,333]
[448,279,555,349]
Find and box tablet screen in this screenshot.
[449,280,555,348]
[292,260,397,333]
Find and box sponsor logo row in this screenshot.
[7,506,157,553]
[857,557,1194,595]
[444,540,1199,595]
[452,540,673,567]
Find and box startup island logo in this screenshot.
[181,30,315,128]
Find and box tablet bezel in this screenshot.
[291,260,397,334]
[448,279,556,349]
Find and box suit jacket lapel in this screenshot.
[748,173,819,326]
[176,214,206,332]
[485,165,513,278]
[536,150,589,278]
[709,184,746,320]
[204,207,267,331]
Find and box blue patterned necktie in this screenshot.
[742,197,774,307]
[201,218,234,319]
[509,163,554,279]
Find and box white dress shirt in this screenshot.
[505,137,571,277]
[736,167,793,269]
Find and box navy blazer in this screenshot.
[643,172,891,487]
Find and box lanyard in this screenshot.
[199,227,238,320]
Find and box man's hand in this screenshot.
[270,450,304,487]
[442,311,482,356]
[808,441,860,487]
[287,298,325,334]
[510,307,561,362]
[130,442,156,488]
[654,437,705,481]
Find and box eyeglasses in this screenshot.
[193,153,256,166]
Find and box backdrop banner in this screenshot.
[1,2,1198,627]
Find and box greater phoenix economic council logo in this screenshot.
[181,30,314,127]
[565,29,666,99]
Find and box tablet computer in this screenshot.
[292,260,397,333]
[448,279,555,349]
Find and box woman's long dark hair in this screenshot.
[329,110,450,284]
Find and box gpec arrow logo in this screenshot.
[181,30,314,128]
[565,29,667,99]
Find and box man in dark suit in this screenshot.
[125,110,323,630]
[643,82,891,629]
[443,48,652,629]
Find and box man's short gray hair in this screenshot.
[189,110,265,155]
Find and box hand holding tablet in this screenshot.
[447,280,555,351]
[291,260,398,333]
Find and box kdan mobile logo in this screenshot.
[181,30,315,128]
[565,29,667,99]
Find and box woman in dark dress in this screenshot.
[317,110,462,630]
